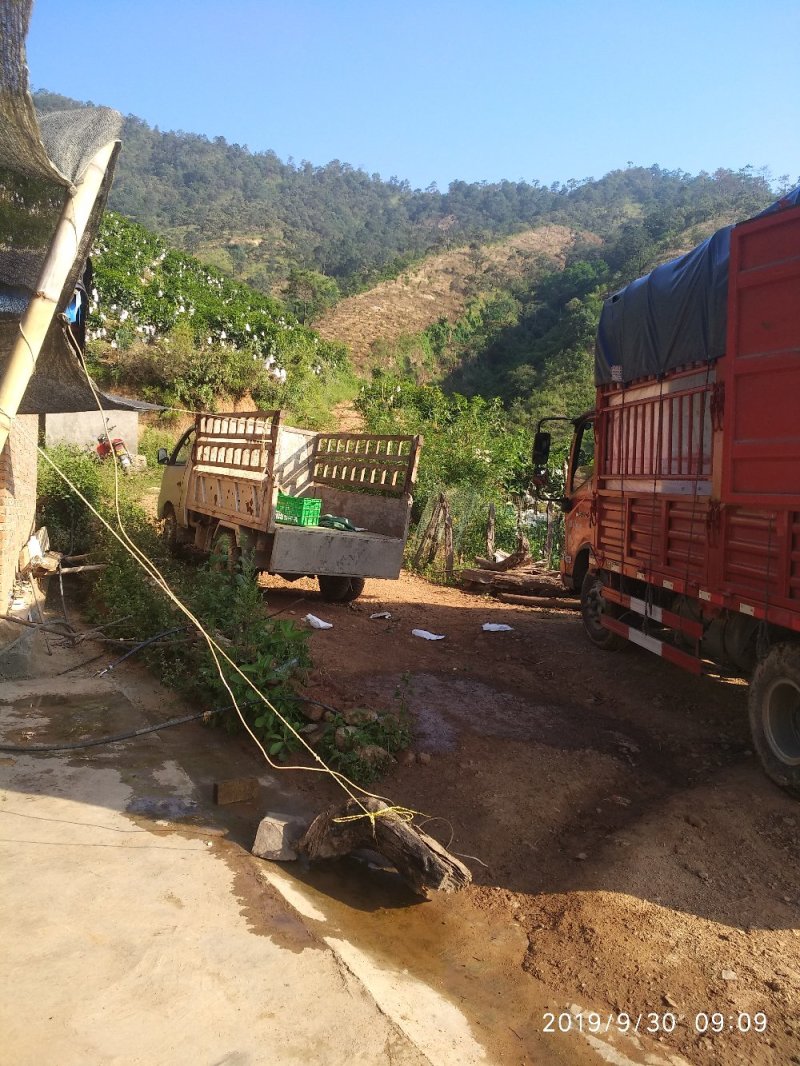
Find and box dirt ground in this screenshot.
[4,567,798,1065]
[255,569,799,1066]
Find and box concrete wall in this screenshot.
[44,410,139,454]
[0,415,39,610]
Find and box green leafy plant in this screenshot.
[36,445,102,554]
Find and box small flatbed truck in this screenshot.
[157,410,421,602]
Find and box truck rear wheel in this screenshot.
[581,571,627,652]
[318,575,365,603]
[748,643,800,796]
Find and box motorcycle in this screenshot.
[95,424,133,474]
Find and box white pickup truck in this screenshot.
[156,410,422,602]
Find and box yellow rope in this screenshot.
[332,805,424,826]
[9,349,407,823]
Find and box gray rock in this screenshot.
[343,707,379,726]
[354,743,394,768]
[252,812,308,862]
[334,725,357,751]
[300,702,324,722]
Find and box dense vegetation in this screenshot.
[40,89,794,571]
[359,168,785,430]
[37,447,406,782]
[86,213,353,426]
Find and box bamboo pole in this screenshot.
[0,140,118,454]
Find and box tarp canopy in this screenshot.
[0,0,126,412]
[595,186,800,386]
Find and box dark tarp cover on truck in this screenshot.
[595,187,800,386]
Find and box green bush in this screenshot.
[138,425,179,468]
[356,375,532,571]
[37,445,102,554]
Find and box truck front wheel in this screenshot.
[581,571,627,652]
[318,575,366,603]
[748,643,800,796]
[161,504,178,555]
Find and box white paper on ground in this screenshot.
[482,623,514,632]
[303,613,333,630]
[412,629,445,640]
[370,612,392,620]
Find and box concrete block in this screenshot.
[252,812,308,862]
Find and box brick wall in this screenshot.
[0,415,39,610]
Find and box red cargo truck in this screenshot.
[534,189,800,794]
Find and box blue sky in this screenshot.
[27,0,799,191]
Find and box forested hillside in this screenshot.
[35,91,785,296]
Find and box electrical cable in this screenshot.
[25,333,412,825]
[0,705,225,754]
[96,625,192,676]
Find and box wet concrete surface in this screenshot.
[6,593,783,1066]
[0,645,688,1065]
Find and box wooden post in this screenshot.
[486,502,496,559]
[426,492,447,566]
[443,498,454,578]
[412,495,442,568]
[544,502,555,567]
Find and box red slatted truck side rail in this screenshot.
[554,196,800,795]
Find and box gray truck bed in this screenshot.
[269,524,404,578]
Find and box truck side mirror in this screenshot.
[157,447,169,465]
[532,431,551,468]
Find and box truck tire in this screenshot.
[748,643,800,796]
[318,575,366,603]
[161,504,178,555]
[211,529,241,574]
[581,571,627,652]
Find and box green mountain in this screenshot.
[34,91,783,298]
[43,88,793,446]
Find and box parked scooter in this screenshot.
[95,424,132,473]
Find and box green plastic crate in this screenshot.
[275,492,322,527]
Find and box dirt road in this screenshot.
[258,570,799,1066]
[2,568,797,1065]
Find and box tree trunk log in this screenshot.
[498,593,579,609]
[298,797,472,896]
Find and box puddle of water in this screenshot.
[268,857,602,1066]
[127,794,199,819]
[0,694,129,744]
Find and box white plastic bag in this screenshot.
[412,629,445,640]
[303,613,333,630]
[370,611,392,620]
[482,623,513,632]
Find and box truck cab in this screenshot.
[532,413,596,594]
[561,413,596,594]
